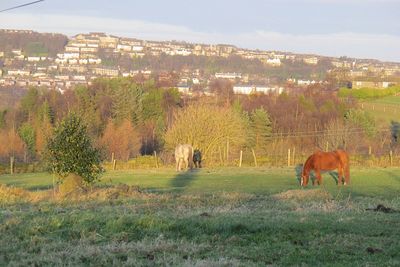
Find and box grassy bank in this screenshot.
[0,168,400,266]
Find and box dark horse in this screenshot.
[301,150,350,186]
[193,149,202,168]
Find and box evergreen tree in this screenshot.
[18,123,36,161]
[249,108,272,151]
[46,113,103,185]
[112,81,143,125]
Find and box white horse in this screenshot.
[175,144,193,171]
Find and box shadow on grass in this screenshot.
[169,168,200,193]
[26,185,53,191]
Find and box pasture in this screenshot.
[1,167,400,266]
[361,95,400,125]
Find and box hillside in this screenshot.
[0,30,68,57]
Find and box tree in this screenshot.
[0,110,6,129]
[164,103,247,161]
[99,119,141,161]
[318,119,351,151]
[18,123,36,162]
[20,87,40,122]
[45,113,103,185]
[209,79,234,106]
[344,109,376,138]
[111,79,143,125]
[249,108,272,151]
[390,121,400,146]
[0,128,25,160]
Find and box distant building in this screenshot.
[265,58,281,66]
[215,72,242,80]
[352,81,397,89]
[93,67,119,77]
[233,85,283,95]
[7,69,30,76]
[303,57,319,65]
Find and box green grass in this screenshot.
[361,95,400,125]
[2,167,400,197]
[1,167,400,266]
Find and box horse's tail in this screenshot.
[337,150,350,184]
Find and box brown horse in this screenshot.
[301,150,350,186]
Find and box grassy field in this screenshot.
[361,95,400,125]
[1,167,400,266]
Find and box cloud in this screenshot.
[1,13,399,62]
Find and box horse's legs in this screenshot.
[315,170,322,185]
[184,158,189,170]
[176,159,179,171]
[337,168,343,186]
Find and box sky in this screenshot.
[0,0,399,62]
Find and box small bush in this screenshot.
[58,174,85,196]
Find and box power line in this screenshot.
[0,0,44,13]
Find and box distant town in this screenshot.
[0,29,399,96]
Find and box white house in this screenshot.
[215,72,242,79]
[266,58,281,66]
[27,56,41,62]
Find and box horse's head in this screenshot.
[300,173,309,186]
[300,164,310,187]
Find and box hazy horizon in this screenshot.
[1,0,399,62]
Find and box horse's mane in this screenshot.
[302,154,314,176]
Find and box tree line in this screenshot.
[0,78,395,169]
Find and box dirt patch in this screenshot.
[273,189,332,201]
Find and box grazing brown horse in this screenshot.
[301,150,350,186]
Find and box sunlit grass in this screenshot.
[1,167,400,198]
[1,167,400,265]
[362,95,400,125]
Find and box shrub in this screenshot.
[45,113,103,185]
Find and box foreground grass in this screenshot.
[0,168,400,266]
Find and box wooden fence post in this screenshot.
[389,150,393,167]
[113,159,117,170]
[111,152,115,163]
[287,148,291,167]
[368,146,372,156]
[154,151,159,169]
[10,156,14,175]
[292,147,296,165]
[325,142,329,152]
[239,150,243,167]
[226,139,230,164]
[251,148,258,167]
